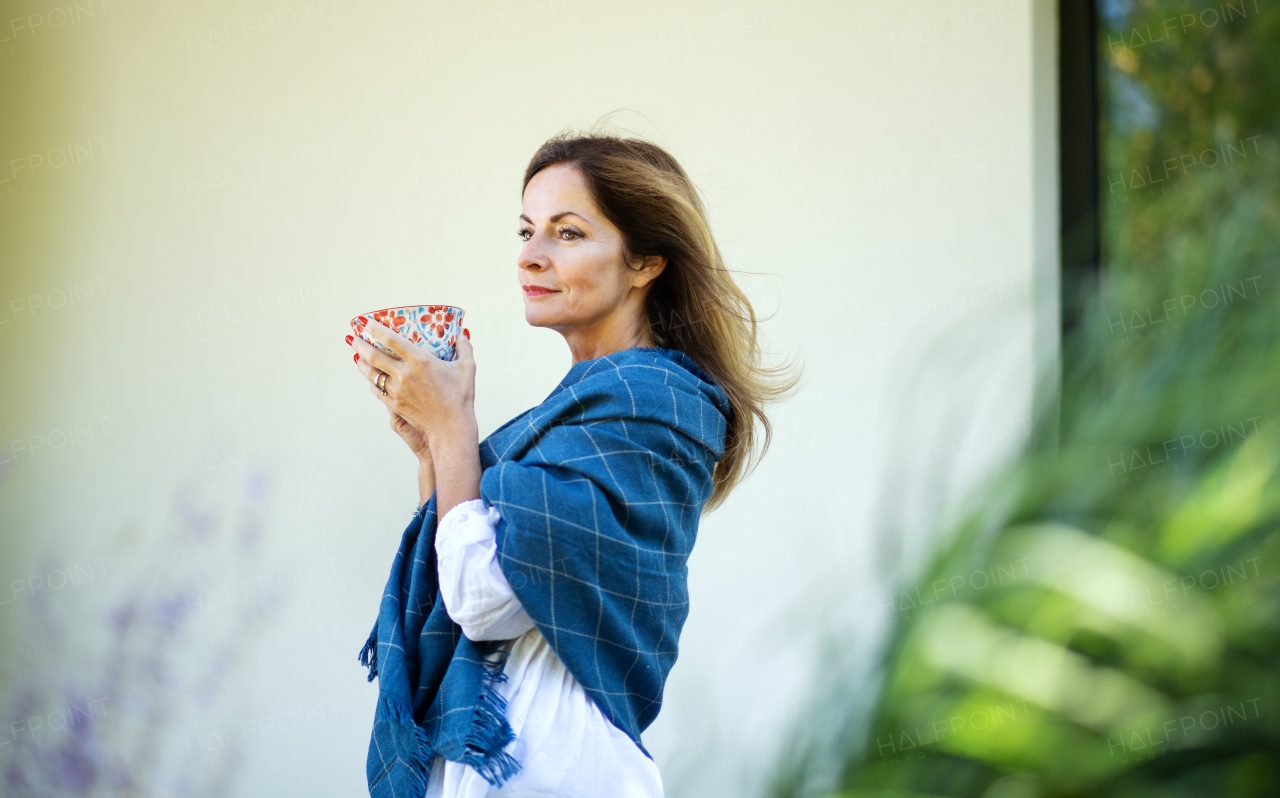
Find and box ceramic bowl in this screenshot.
[351,305,464,361]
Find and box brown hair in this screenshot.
[523,131,800,512]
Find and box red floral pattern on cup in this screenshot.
[350,305,465,361]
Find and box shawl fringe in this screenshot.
[460,643,523,787]
[379,694,435,795]
[358,625,378,682]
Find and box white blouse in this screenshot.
[425,498,666,798]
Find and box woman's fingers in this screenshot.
[363,319,416,361]
[389,408,427,448]
[350,347,399,404]
[453,328,471,358]
[356,359,396,404]
[350,333,401,381]
[452,328,475,375]
[353,353,382,386]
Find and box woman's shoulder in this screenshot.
[569,346,730,420]
[481,346,730,475]
[573,345,718,392]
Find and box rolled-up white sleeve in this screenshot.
[435,498,536,642]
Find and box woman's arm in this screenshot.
[435,498,535,641]
[417,456,435,509]
[430,421,482,522]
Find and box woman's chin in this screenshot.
[523,306,560,328]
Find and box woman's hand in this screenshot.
[348,320,478,449]
[388,407,429,459]
[386,407,438,507]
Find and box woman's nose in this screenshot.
[518,242,549,272]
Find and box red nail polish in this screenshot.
[345,335,354,345]
[353,354,360,363]
[463,328,470,339]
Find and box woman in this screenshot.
[350,133,796,797]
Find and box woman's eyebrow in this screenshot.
[518,212,590,224]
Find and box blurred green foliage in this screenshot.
[769,3,1280,797]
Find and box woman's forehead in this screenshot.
[523,165,593,212]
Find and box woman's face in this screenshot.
[517,164,660,337]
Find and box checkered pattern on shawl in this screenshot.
[359,346,731,797]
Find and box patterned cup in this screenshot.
[351,305,465,362]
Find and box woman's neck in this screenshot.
[561,318,656,364]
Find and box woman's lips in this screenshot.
[522,285,560,297]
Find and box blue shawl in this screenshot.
[358,346,731,796]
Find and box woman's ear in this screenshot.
[631,255,667,288]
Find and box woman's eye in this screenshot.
[559,228,581,240]
[517,229,532,240]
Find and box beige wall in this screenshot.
[0,0,1053,795]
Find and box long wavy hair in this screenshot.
[523,132,801,512]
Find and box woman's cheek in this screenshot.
[553,292,574,321]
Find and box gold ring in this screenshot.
[376,371,388,394]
